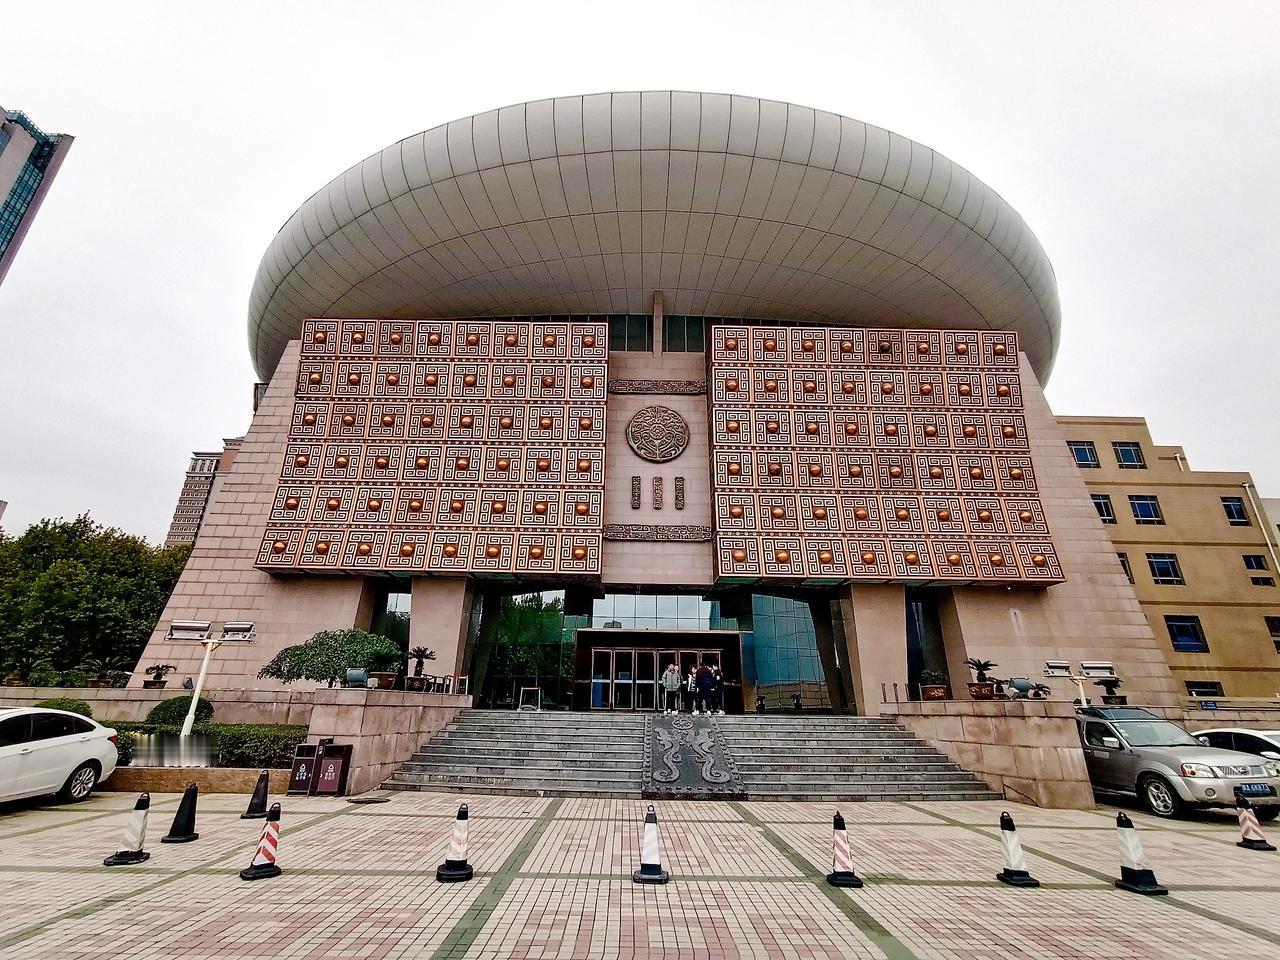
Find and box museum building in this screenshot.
[133,91,1180,711]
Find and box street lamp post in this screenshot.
[166,620,254,736]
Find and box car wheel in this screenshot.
[1255,806,1280,823]
[58,762,99,803]
[1139,775,1184,818]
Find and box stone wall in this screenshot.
[102,767,291,795]
[884,700,1094,809]
[304,689,468,793]
[0,686,317,725]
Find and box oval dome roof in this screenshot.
[248,91,1059,381]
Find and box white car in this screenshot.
[1195,728,1280,762]
[0,708,119,803]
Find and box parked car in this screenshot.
[0,708,119,803]
[1194,728,1280,761]
[1076,707,1280,819]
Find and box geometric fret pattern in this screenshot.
[257,319,607,575]
[709,325,1062,584]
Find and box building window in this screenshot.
[1184,680,1224,698]
[1267,616,1280,638]
[1222,497,1250,525]
[1164,615,1209,653]
[1244,555,1269,571]
[1146,553,1184,585]
[1112,441,1146,469]
[1067,441,1099,467]
[1252,577,1276,587]
[1128,495,1164,525]
[1117,552,1134,584]
[662,315,706,352]
[1091,494,1116,524]
[608,314,653,352]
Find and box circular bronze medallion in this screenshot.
[625,404,690,463]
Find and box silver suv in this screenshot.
[1076,707,1280,819]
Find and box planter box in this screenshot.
[142,680,168,689]
[921,684,948,701]
[104,766,292,794]
[1101,694,1128,705]
[85,679,109,689]
[967,682,996,701]
[368,672,398,690]
[404,676,427,692]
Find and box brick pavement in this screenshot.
[0,789,1276,959]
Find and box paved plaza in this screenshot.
[0,790,1276,959]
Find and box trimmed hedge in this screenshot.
[146,695,213,726]
[111,721,306,769]
[35,697,93,718]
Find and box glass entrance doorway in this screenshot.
[590,647,722,711]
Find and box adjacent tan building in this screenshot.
[1057,416,1280,699]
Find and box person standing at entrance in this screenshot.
[694,663,714,715]
[661,663,682,715]
[685,666,697,713]
[710,666,725,715]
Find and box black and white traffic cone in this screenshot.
[436,803,474,882]
[241,769,270,819]
[633,804,669,884]
[825,811,863,887]
[995,811,1040,887]
[1113,812,1167,895]
[239,802,283,880]
[103,793,151,866]
[1234,792,1277,852]
[161,782,200,844]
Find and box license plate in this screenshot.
[1239,783,1274,796]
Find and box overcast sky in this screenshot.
[2,1,1277,542]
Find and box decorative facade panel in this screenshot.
[707,325,1061,585]
[257,319,607,576]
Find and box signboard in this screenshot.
[287,744,320,795]
[314,754,347,795]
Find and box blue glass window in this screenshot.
[1091,494,1116,523]
[1113,441,1146,468]
[1129,495,1164,524]
[1147,553,1184,585]
[1222,497,1250,526]
[1067,441,1099,467]
[1165,616,1208,652]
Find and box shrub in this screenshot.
[35,696,93,718]
[27,661,62,687]
[146,695,213,726]
[114,730,135,766]
[258,629,401,686]
[108,720,306,769]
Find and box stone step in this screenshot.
[410,755,646,770]
[387,771,642,792]
[416,748,646,763]
[734,761,962,774]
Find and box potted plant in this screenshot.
[80,656,131,689]
[257,629,403,688]
[1029,682,1052,700]
[367,647,401,690]
[919,669,949,701]
[142,664,176,689]
[1095,677,1127,705]
[404,646,437,692]
[964,658,998,700]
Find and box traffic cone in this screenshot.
[633,804,669,884]
[825,811,863,887]
[239,802,283,880]
[995,811,1040,887]
[1234,792,1277,852]
[436,803,474,882]
[241,769,269,819]
[103,793,151,866]
[1113,812,1167,895]
[161,783,200,844]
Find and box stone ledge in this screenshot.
[102,766,291,794]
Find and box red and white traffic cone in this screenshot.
[1235,792,1277,852]
[240,802,283,880]
[103,793,151,866]
[825,811,863,887]
[436,803,474,882]
[995,811,1040,887]
[633,805,669,884]
[1113,811,1167,895]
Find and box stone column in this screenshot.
[808,595,853,714]
[835,584,907,715]
[410,578,475,677]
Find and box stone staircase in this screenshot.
[715,715,999,801]
[383,709,998,801]
[383,710,648,797]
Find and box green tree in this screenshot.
[0,515,190,681]
[257,629,401,686]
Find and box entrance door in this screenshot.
[612,650,634,709]
[634,650,657,710]
[591,649,611,709]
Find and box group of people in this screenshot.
[660,662,725,715]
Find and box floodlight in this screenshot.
[1080,661,1116,679]
[167,620,213,641]
[220,621,256,640]
[1043,660,1071,678]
